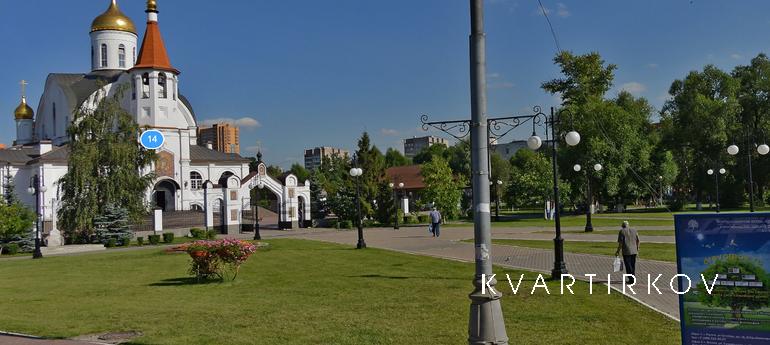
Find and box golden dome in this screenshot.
[14,97,34,120]
[91,0,136,34]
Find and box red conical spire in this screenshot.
[133,0,179,74]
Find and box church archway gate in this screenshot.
[239,162,311,230]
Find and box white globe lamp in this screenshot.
[573,164,582,172]
[719,168,726,175]
[758,144,770,155]
[707,169,714,175]
[593,163,602,172]
[527,135,542,150]
[565,131,581,146]
[727,144,739,156]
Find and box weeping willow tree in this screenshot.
[58,86,156,242]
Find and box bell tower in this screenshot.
[129,0,181,128]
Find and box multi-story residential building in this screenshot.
[304,146,349,170]
[403,136,448,158]
[198,123,240,154]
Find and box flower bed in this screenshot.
[183,239,258,282]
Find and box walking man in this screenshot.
[429,207,442,237]
[615,221,639,284]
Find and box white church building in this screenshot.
[0,0,311,240]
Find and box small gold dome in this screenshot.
[14,97,34,120]
[91,0,136,34]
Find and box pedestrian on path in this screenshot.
[615,220,639,284]
[429,207,442,237]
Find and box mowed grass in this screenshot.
[537,229,675,236]
[487,239,677,262]
[0,239,679,345]
[447,215,673,228]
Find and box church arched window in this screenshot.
[158,73,168,98]
[190,171,203,190]
[141,73,150,99]
[100,44,108,67]
[118,44,126,68]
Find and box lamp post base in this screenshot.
[356,240,367,249]
[33,238,43,259]
[584,224,593,232]
[253,226,261,240]
[468,275,509,345]
[551,238,568,280]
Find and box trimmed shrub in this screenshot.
[136,237,144,246]
[163,233,175,244]
[105,238,117,248]
[190,228,205,239]
[418,215,429,223]
[148,234,161,245]
[121,237,132,246]
[205,230,217,240]
[2,243,20,255]
[339,220,353,229]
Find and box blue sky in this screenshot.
[2,0,770,168]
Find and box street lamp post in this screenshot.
[389,182,404,230]
[27,175,46,259]
[349,160,366,249]
[727,135,769,212]
[494,180,502,222]
[575,163,602,232]
[254,180,264,240]
[657,175,664,206]
[707,168,726,213]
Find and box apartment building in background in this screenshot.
[403,136,448,158]
[304,147,349,170]
[198,123,240,154]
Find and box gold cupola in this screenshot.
[91,0,137,34]
[14,97,34,120]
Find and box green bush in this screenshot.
[418,215,429,223]
[136,237,144,246]
[105,238,117,248]
[121,237,132,246]
[190,228,205,239]
[2,243,19,255]
[163,233,175,243]
[205,230,217,240]
[148,234,161,245]
[404,214,419,224]
[339,220,353,229]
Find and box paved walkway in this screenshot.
[0,333,103,345]
[274,226,681,321]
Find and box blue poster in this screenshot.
[675,213,770,345]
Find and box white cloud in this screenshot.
[488,72,501,79]
[620,82,647,95]
[647,63,659,69]
[381,128,399,136]
[200,117,261,128]
[536,3,570,18]
[730,53,743,60]
[556,3,570,17]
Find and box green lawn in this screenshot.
[537,229,675,236]
[0,239,679,344]
[486,239,677,262]
[447,215,673,228]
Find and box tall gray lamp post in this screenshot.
[349,156,366,249]
[466,0,508,343]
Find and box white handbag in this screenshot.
[613,256,623,272]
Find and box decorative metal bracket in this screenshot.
[421,105,549,143]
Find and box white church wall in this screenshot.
[36,80,73,145]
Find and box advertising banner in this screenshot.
[675,213,770,345]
